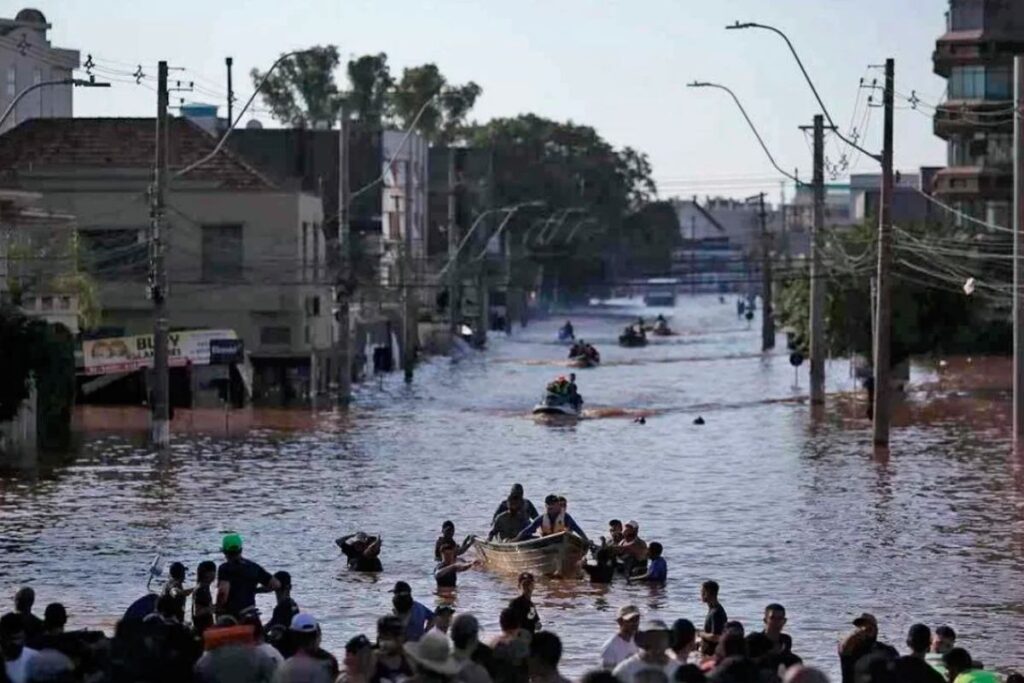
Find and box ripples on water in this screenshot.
[1,296,1022,677]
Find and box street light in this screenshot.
[725,20,879,162]
[468,200,546,263]
[687,81,802,186]
[437,201,544,277]
[0,77,111,129]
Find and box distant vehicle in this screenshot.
[643,278,678,307]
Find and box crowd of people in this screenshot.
[2,486,1020,683]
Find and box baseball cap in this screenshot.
[625,520,639,529]
[617,605,641,621]
[640,618,670,633]
[290,612,318,633]
[391,581,412,595]
[221,533,243,553]
[852,613,878,627]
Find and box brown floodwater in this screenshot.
[2,295,1023,677]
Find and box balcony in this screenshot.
[932,166,1012,202]
[933,101,1013,138]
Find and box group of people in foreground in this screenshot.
[1,485,1019,683]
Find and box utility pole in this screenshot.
[447,149,459,337]
[402,159,417,381]
[758,192,775,350]
[225,57,234,125]
[337,99,352,402]
[872,58,895,446]
[150,61,170,447]
[809,114,826,405]
[1015,55,1024,445]
[475,151,495,347]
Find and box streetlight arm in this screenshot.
[727,21,880,162]
[542,207,588,245]
[0,78,110,129]
[687,81,805,187]
[174,49,315,180]
[468,201,545,263]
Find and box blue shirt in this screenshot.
[518,512,588,541]
[647,557,667,583]
[402,601,435,642]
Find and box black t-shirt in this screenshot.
[217,557,272,616]
[268,596,299,631]
[894,655,946,683]
[507,595,541,633]
[701,603,728,655]
[191,584,213,633]
[435,563,459,588]
[340,544,383,572]
[762,630,793,654]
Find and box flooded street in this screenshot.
[2,295,1023,677]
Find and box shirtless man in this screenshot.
[615,520,648,576]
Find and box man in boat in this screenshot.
[490,494,532,541]
[514,494,590,544]
[493,484,539,521]
[584,343,600,363]
[567,374,582,411]
[561,320,574,340]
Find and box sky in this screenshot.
[27,0,950,202]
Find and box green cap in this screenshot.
[222,533,243,553]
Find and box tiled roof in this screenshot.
[0,117,276,190]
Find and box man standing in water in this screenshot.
[600,605,640,670]
[216,533,280,618]
[697,580,727,657]
[508,572,541,634]
[614,521,648,576]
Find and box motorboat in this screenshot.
[532,391,582,417]
[618,331,648,347]
[568,354,599,368]
[472,531,589,577]
[652,320,673,336]
[557,325,575,343]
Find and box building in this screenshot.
[0,188,79,334]
[379,130,429,289]
[0,117,334,403]
[0,9,79,135]
[932,0,1024,226]
[671,198,765,293]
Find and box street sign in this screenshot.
[209,339,244,365]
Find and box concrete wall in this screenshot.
[18,185,333,361]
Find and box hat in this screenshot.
[404,630,461,675]
[852,613,878,627]
[625,520,639,529]
[518,572,535,584]
[640,618,670,633]
[221,533,243,553]
[617,605,641,621]
[290,612,318,633]
[345,532,369,547]
[391,581,412,595]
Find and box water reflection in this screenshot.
[1,296,1022,677]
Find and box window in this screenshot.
[5,66,15,97]
[950,0,984,31]
[312,222,320,283]
[301,221,308,283]
[260,326,290,345]
[986,65,1012,100]
[949,65,985,99]
[79,228,147,282]
[305,296,321,317]
[988,133,1013,165]
[201,224,243,282]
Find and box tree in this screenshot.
[252,46,344,128]
[392,64,481,143]
[347,53,393,126]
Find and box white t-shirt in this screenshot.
[5,647,39,683]
[601,634,638,670]
[612,654,680,683]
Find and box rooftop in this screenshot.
[0,118,275,191]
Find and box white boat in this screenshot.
[532,392,581,417]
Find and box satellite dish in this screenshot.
[245,119,264,130]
